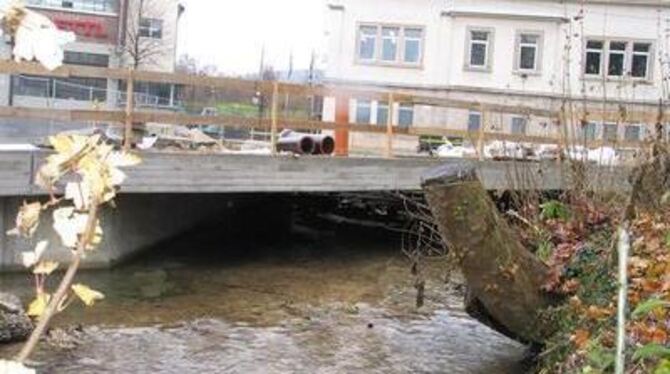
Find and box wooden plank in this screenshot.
[123,69,134,151]
[385,93,394,158]
[0,105,655,149]
[0,61,660,124]
[0,106,125,122]
[271,82,279,155]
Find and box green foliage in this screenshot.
[665,231,670,249]
[217,102,259,118]
[540,200,570,221]
[633,344,670,362]
[536,240,554,262]
[586,341,615,372]
[655,359,670,374]
[565,245,616,306]
[632,298,670,320]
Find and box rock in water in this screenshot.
[0,292,33,343]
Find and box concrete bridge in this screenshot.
[0,150,631,271]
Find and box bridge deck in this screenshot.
[0,151,631,196]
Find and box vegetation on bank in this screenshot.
[512,196,670,373]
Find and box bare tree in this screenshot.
[121,0,172,69]
[176,54,198,74]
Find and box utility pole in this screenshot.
[308,50,316,120]
[284,51,293,119]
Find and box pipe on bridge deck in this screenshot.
[278,130,335,156]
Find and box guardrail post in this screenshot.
[271,81,279,155]
[123,69,134,151]
[385,93,394,159]
[335,94,350,157]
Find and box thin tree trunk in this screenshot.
[422,164,554,343]
[15,203,99,362]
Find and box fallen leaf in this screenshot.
[586,305,612,320]
[71,284,104,306]
[571,329,591,349]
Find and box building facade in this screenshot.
[322,0,670,153]
[3,0,184,110]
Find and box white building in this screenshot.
[3,0,184,110]
[322,0,670,153]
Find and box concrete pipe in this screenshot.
[277,135,316,155]
[311,135,335,155]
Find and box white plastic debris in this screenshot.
[587,146,619,166]
[0,360,35,374]
[436,141,477,158]
[136,135,158,150]
[484,140,525,160]
[535,143,560,160]
[564,145,588,161]
[1,3,76,70]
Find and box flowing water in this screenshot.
[0,229,525,373]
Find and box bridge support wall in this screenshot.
[0,194,291,271]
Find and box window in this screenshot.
[14,75,107,101]
[358,26,377,61]
[632,43,651,79]
[64,52,109,67]
[608,41,627,77]
[515,33,541,72]
[585,40,604,75]
[468,112,482,132]
[624,125,641,141]
[467,29,492,69]
[139,18,163,39]
[398,104,414,128]
[17,51,111,99]
[585,39,653,79]
[403,28,422,63]
[511,117,527,135]
[119,80,175,107]
[602,123,618,141]
[381,27,399,62]
[13,75,50,97]
[356,100,371,124]
[356,24,424,66]
[26,0,117,13]
[54,77,107,101]
[376,102,389,126]
[582,122,597,141]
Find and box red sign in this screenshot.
[53,18,108,39]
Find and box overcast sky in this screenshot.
[177,0,325,76]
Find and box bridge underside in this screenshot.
[0,151,632,270]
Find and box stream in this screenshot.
[0,228,525,373]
